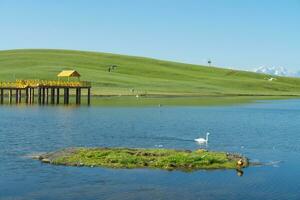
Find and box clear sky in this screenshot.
[0,0,299,71]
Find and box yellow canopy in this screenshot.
[57,70,81,78]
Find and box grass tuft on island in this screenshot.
[35,147,249,171]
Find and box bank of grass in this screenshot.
[90,95,293,107]
[1,49,300,97]
[37,147,248,171]
[0,94,294,107]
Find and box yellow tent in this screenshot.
[57,70,80,81]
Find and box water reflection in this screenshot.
[236,169,244,177]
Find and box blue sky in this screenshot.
[0,0,299,71]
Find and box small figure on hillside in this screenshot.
[268,77,276,81]
[111,65,118,70]
[107,65,118,72]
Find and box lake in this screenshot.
[1,99,300,200]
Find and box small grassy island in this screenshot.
[35,147,249,171]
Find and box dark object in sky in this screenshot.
[208,60,212,66]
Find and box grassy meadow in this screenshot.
[0,49,300,98]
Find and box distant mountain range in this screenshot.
[254,66,300,77]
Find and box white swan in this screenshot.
[194,132,210,144]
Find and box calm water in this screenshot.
[1,99,300,200]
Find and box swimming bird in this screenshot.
[194,132,210,144]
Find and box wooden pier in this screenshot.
[0,80,91,105]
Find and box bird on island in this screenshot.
[237,159,244,167]
[194,132,210,144]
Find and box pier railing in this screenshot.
[0,80,91,88]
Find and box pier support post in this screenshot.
[75,88,79,104]
[19,89,22,103]
[46,88,49,104]
[25,88,29,104]
[32,88,35,104]
[56,88,60,104]
[64,88,68,105]
[66,88,69,104]
[50,88,55,104]
[78,88,81,104]
[0,89,3,104]
[42,87,45,105]
[15,89,19,104]
[87,88,91,105]
[29,88,32,104]
[9,89,12,104]
[38,87,41,104]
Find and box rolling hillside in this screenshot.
[0,49,300,96]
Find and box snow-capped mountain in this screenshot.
[254,66,289,76]
[294,71,300,77]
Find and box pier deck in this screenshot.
[0,80,91,105]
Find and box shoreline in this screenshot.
[89,95,298,107]
[0,95,297,107]
[91,94,300,97]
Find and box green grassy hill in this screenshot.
[0,49,300,96]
